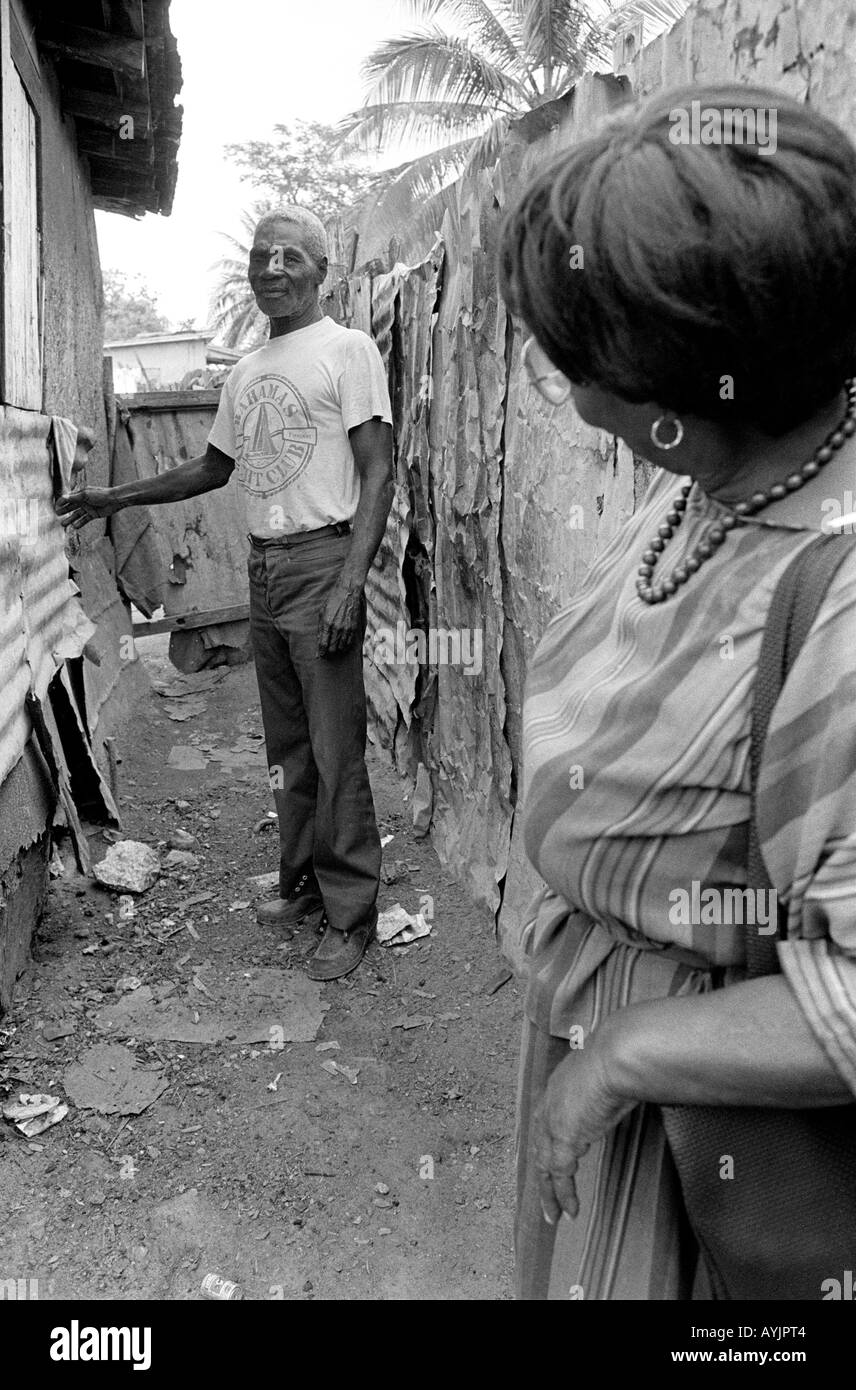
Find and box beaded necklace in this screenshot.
[637,381,856,604]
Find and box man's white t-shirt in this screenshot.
[208,316,392,538]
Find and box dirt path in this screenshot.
[0,642,520,1300]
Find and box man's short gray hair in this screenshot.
[255,205,328,267]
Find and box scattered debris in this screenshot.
[49,845,65,878]
[411,763,433,837]
[380,833,395,848]
[484,967,513,996]
[374,1182,390,1195]
[376,903,433,947]
[92,840,160,894]
[114,976,142,995]
[63,1043,168,1116]
[389,1015,434,1031]
[320,1059,359,1085]
[162,696,207,721]
[228,900,251,912]
[267,1073,283,1092]
[246,870,279,896]
[154,670,227,698]
[176,891,214,911]
[42,1020,76,1041]
[200,1273,243,1301]
[93,970,329,1044]
[253,812,277,834]
[167,746,208,772]
[163,850,200,870]
[315,1041,340,1053]
[167,829,196,850]
[1,1093,69,1138]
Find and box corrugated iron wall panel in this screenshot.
[0,406,95,787]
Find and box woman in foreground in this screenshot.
[499,84,856,1300]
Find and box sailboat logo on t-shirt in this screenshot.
[234,373,318,496]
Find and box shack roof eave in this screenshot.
[104,328,214,349]
[36,2,183,219]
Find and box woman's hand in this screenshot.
[534,1026,637,1225]
[55,486,122,530]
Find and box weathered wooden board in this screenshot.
[133,602,249,636]
[3,58,40,409]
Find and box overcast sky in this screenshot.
[95,0,402,328]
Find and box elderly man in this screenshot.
[58,205,394,981]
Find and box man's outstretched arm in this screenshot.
[55,443,236,530]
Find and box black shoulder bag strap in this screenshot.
[746,532,856,975]
[661,531,856,1300]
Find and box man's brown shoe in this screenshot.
[306,910,377,982]
[256,870,324,936]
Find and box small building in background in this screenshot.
[104,329,241,392]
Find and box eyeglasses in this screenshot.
[521,335,572,406]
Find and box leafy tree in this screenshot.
[337,0,690,222]
[102,269,169,341]
[211,121,391,349]
[223,118,388,225]
[209,201,273,352]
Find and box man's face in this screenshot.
[248,219,326,319]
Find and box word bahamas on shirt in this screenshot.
[207,316,392,538]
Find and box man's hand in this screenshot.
[55,486,122,530]
[534,1032,637,1225]
[316,578,365,657]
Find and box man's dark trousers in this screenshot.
[247,530,381,933]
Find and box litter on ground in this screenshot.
[1,1092,69,1138]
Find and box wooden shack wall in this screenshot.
[0,38,146,1011]
[326,0,856,955]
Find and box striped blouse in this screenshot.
[520,462,856,1096]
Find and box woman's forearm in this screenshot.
[603,975,852,1109]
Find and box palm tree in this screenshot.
[209,202,273,352]
[338,0,690,220]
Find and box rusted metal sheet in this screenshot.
[112,391,250,670]
[0,407,95,787]
[358,248,445,764]
[338,203,516,912]
[419,178,514,912]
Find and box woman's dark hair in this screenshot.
[499,84,856,434]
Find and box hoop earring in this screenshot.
[650,414,684,450]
